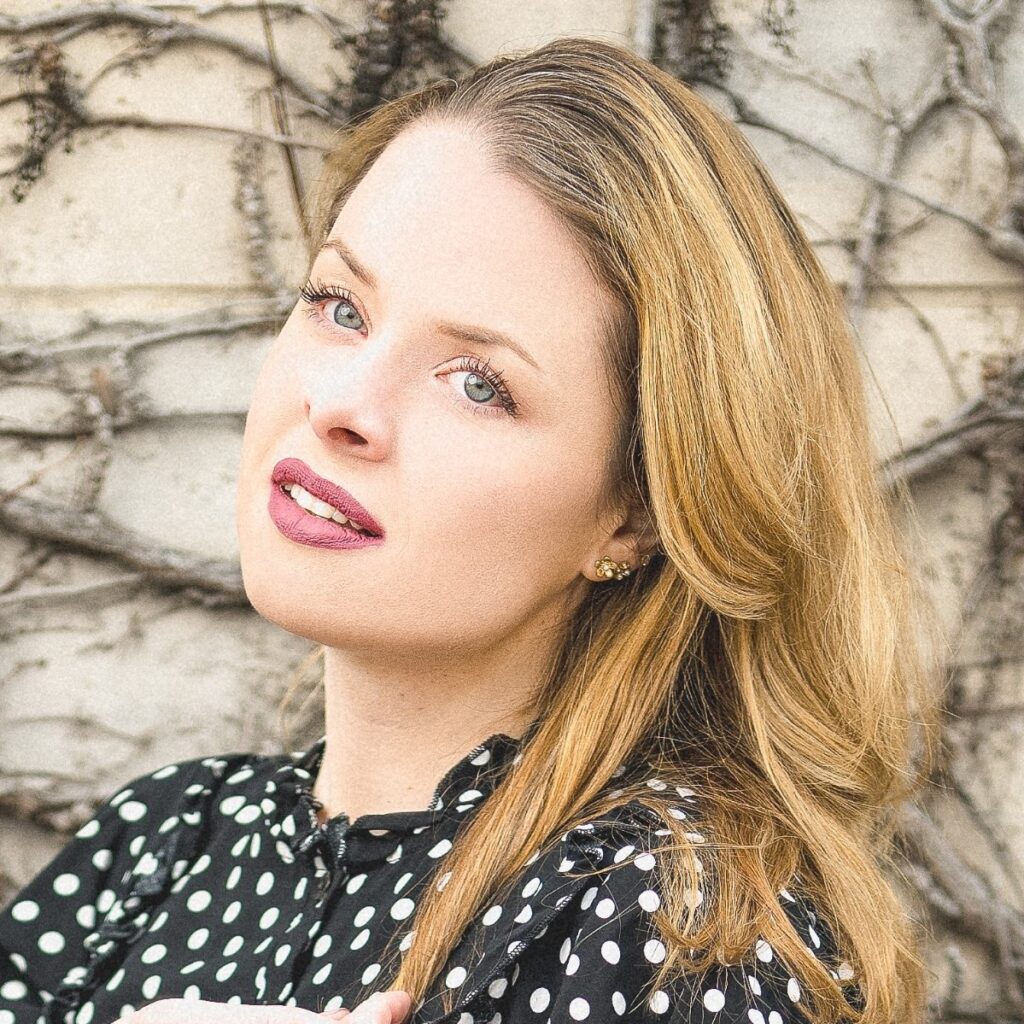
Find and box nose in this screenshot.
[301,345,392,460]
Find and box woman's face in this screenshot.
[236,120,634,658]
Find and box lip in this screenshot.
[268,457,385,548]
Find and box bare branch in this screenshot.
[0,493,245,601]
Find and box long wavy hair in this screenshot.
[276,36,944,1024]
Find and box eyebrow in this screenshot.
[317,237,541,372]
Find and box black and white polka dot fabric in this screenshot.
[0,730,862,1024]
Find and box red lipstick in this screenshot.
[268,457,385,550]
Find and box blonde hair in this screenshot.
[279,36,944,1024]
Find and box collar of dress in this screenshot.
[262,726,536,871]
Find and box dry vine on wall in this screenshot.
[1,1,1023,1020]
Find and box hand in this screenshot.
[112,991,412,1023]
[320,991,412,1023]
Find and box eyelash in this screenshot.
[297,278,521,420]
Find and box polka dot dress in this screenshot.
[0,730,863,1023]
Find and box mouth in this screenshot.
[270,457,384,538]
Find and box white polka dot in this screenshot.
[186,928,209,950]
[594,898,615,918]
[838,961,855,980]
[703,988,725,1012]
[601,940,620,964]
[569,997,590,1020]
[346,873,367,893]
[54,873,80,897]
[76,819,101,839]
[140,944,166,964]
[11,901,39,923]
[235,804,261,825]
[353,906,375,927]
[529,988,550,1013]
[446,966,467,988]
[580,886,598,910]
[92,850,112,871]
[747,1011,766,1024]
[787,977,801,1001]
[118,801,147,822]
[180,961,204,975]
[565,954,580,975]
[313,934,332,957]
[275,944,291,966]
[644,939,666,963]
[256,871,275,896]
[808,924,821,948]
[522,877,542,898]
[223,936,244,957]
[216,962,238,982]
[638,889,660,912]
[612,991,626,1015]
[391,898,415,920]
[768,1013,783,1024]
[75,1003,94,1024]
[488,977,508,998]
[38,932,64,955]
[0,982,27,1001]
[633,852,656,871]
[258,907,279,929]
[755,939,773,962]
[648,990,669,1014]
[350,928,370,950]
[482,905,502,925]
[186,890,211,912]
[428,839,453,858]
[313,963,332,985]
[141,975,160,999]
[76,905,96,930]
[226,865,242,890]
[747,974,762,995]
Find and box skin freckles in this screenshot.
[234,120,655,822]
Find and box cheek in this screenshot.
[417,442,605,565]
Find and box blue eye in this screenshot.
[296,279,521,420]
[298,280,364,332]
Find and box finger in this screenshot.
[341,991,411,1024]
[384,991,412,1022]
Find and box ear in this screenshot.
[581,499,660,582]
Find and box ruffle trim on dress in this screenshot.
[262,729,535,883]
[44,755,247,1024]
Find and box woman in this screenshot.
[0,35,939,1024]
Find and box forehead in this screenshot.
[326,122,611,348]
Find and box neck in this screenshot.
[310,635,551,824]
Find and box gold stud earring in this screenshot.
[594,556,633,581]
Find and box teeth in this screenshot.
[281,482,373,534]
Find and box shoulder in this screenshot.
[62,746,282,882]
[486,798,858,1024]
